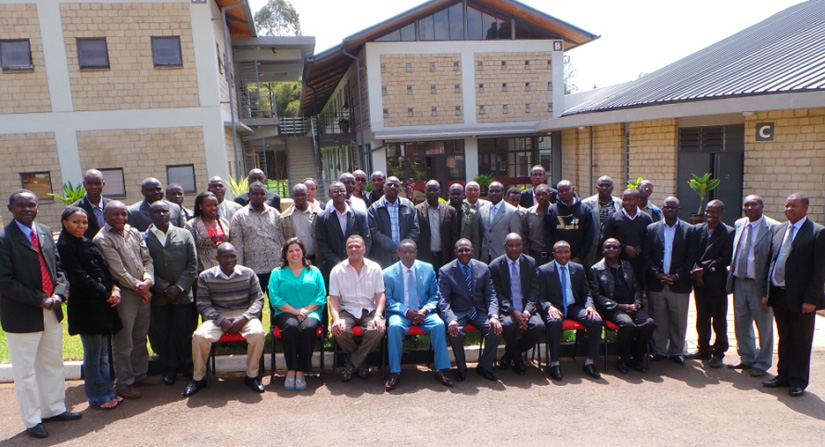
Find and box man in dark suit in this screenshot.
[72,169,110,239]
[368,176,419,268]
[686,200,734,368]
[438,239,502,382]
[415,180,459,271]
[145,201,198,386]
[234,168,281,211]
[315,181,371,280]
[644,196,697,364]
[763,193,825,397]
[520,164,556,207]
[537,240,603,380]
[449,183,481,259]
[127,177,185,232]
[489,233,544,375]
[0,190,80,438]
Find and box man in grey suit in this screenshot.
[449,183,481,259]
[127,178,185,232]
[727,195,778,376]
[145,201,198,386]
[478,181,522,263]
[315,181,371,280]
[72,169,110,239]
[368,176,419,268]
[439,239,502,382]
[208,176,242,222]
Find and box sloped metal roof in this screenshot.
[564,0,825,116]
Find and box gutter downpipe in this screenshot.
[219,3,244,180]
[589,126,594,195]
[342,41,368,170]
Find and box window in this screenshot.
[405,62,412,72]
[98,168,126,197]
[453,61,460,71]
[525,59,530,69]
[430,62,436,72]
[477,61,483,71]
[454,84,460,93]
[151,36,182,67]
[548,103,553,113]
[216,43,222,74]
[502,104,508,114]
[548,81,552,91]
[501,60,507,70]
[77,38,109,69]
[525,82,531,92]
[431,84,437,94]
[167,164,196,193]
[0,39,33,71]
[479,105,486,115]
[382,85,387,96]
[408,107,414,117]
[407,85,413,95]
[478,83,484,92]
[20,172,52,200]
[383,108,389,118]
[431,106,438,117]
[501,83,507,92]
[380,63,386,73]
[525,103,531,113]
[455,106,462,116]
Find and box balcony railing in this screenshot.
[317,110,354,138]
[279,117,309,136]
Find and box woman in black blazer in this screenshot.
[56,207,122,409]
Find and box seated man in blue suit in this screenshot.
[383,239,454,391]
[438,239,502,382]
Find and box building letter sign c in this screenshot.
[756,122,774,141]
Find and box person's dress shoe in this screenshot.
[356,363,369,379]
[162,372,176,386]
[684,350,712,360]
[727,360,752,370]
[454,369,466,382]
[475,367,498,381]
[244,376,265,393]
[749,368,767,377]
[26,423,48,438]
[670,355,685,365]
[583,364,601,379]
[649,353,667,362]
[182,378,207,397]
[631,360,649,373]
[434,370,454,387]
[385,373,401,392]
[762,378,789,388]
[498,353,512,370]
[117,385,141,399]
[789,386,805,397]
[616,358,630,374]
[548,365,563,381]
[42,411,82,423]
[709,356,724,368]
[513,362,527,375]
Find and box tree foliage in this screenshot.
[564,54,578,94]
[255,0,301,36]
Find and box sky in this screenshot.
[248,0,806,91]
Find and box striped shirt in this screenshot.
[195,265,264,325]
[329,258,385,315]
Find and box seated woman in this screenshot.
[185,192,230,272]
[268,238,326,390]
[56,207,123,409]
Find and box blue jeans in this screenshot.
[80,334,116,406]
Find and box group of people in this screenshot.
[0,163,823,439]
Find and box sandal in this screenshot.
[98,399,119,410]
[295,377,307,391]
[284,376,296,390]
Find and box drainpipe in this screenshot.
[589,126,594,195]
[215,3,244,180]
[342,42,368,170]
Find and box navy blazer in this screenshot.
[0,221,69,333]
[643,219,697,294]
[536,261,593,316]
[488,253,538,315]
[438,259,498,323]
[384,260,439,316]
[767,219,825,310]
[315,204,371,276]
[72,195,111,239]
[368,196,420,268]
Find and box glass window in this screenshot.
[467,6,482,40]
[98,168,126,197]
[151,36,182,67]
[434,9,450,41]
[386,140,466,187]
[448,3,464,40]
[77,38,109,69]
[419,15,434,41]
[478,137,536,180]
[167,164,196,193]
[483,13,498,40]
[377,29,400,42]
[0,40,32,71]
[20,172,52,200]
[400,23,416,41]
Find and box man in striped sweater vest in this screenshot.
[183,243,266,396]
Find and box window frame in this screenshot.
[98,167,126,198]
[0,39,33,72]
[151,36,183,68]
[166,164,197,194]
[77,37,110,70]
[19,171,53,201]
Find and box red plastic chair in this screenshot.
[270,325,325,382]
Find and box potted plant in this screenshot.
[474,174,494,197]
[49,182,86,205]
[626,176,644,189]
[687,172,720,224]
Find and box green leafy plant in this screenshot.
[688,173,720,214]
[474,174,494,190]
[626,176,644,189]
[228,176,249,198]
[48,182,86,205]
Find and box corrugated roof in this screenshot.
[564,0,825,116]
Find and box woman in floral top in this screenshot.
[185,192,230,272]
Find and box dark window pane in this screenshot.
[0,40,32,70]
[151,37,182,67]
[20,172,52,200]
[400,23,416,41]
[434,9,450,40]
[167,164,196,193]
[467,7,482,40]
[419,15,434,41]
[448,3,464,40]
[377,29,400,42]
[77,38,109,69]
[515,19,531,39]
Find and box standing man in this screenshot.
[364,171,386,208]
[229,181,284,290]
[328,235,386,381]
[415,180,459,271]
[544,180,597,267]
[478,181,522,263]
[183,243,266,396]
[0,190,80,438]
[582,175,622,264]
[145,201,198,386]
[520,165,553,207]
[368,176,420,268]
[449,183,481,259]
[464,181,489,212]
[95,200,154,399]
[127,177,185,231]
[763,193,825,397]
[523,184,552,265]
[166,183,192,222]
[603,189,653,286]
[73,169,110,239]
[234,168,280,211]
[438,239,502,382]
[505,187,525,214]
[208,176,242,222]
[637,180,662,222]
[383,239,454,391]
[727,195,778,377]
[315,181,371,280]
[686,200,733,368]
[537,241,603,380]
[489,233,544,375]
[280,183,319,265]
[644,196,697,364]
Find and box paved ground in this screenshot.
[1,297,824,445]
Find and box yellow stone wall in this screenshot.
[0,133,63,228]
[475,51,552,123]
[380,53,463,127]
[0,4,51,114]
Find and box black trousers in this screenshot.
[274,312,320,372]
[602,308,655,361]
[545,304,603,362]
[149,303,194,374]
[501,313,545,368]
[693,278,729,356]
[771,287,817,389]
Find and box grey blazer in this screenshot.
[726,216,778,295]
[457,203,482,260]
[145,225,199,305]
[478,201,522,263]
[219,200,243,222]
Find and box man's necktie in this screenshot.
[736,224,752,279]
[31,230,54,297]
[510,261,523,311]
[773,224,795,284]
[462,263,473,292]
[407,269,420,310]
[559,265,568,317]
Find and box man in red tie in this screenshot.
[0,190,81,438]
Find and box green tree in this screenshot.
[255,0,301,36]
[273,81,301,118]
[564,54,578,94]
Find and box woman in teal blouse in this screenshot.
[269,238,326,390]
